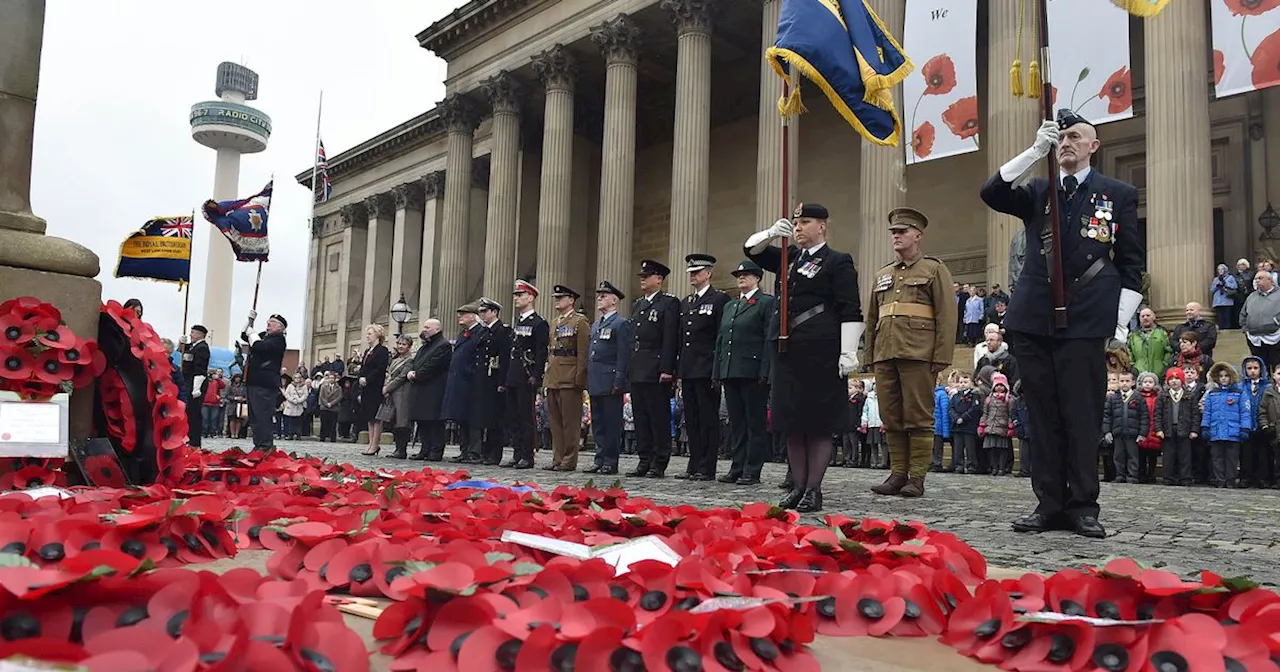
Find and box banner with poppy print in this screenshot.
[1211,0,1280,99]
[902,0,980,164]
[1047,0,1135,125]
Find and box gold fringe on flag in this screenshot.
[1111,0,1171,17]
[777,83,809,118]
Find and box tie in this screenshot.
[1062,175,1078,202]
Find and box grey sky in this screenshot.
[31,1,452,353]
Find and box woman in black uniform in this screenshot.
[746,203,865,512]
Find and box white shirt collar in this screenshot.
[743,288,758,300]
[484,318,499,328]
[520,309,535,320]
[1059,165,1092,188]
[694,285,709,298]
[802,242,826,255]
[645,291,659,302]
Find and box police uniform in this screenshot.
[980,109,1145,538]
[505,280,549,469]
[676,253,731,481]
[543,286,592,471]
[713,260,776,484]
[473,297,511,466]
[586,281,631,474]
[627,260,683,478]
[864,208,957,498]
[182,325,211,448]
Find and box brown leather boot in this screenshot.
[899,476,926,498]
[870,474,908,495]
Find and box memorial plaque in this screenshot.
[0,392,69,458]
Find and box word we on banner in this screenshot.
[1212,0,1280,99]
[903,0,979,165]
[1047,0,1135,125]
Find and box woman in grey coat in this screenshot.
[378,335,416,458]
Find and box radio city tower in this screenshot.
[188,63,271,347]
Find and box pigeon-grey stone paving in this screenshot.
[206,437,1280,586]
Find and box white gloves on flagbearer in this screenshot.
[179,335,189,345]
[746,219,795,254]
[999,120,1061,183]
[192,375,205,399]
[838,322,866,377]
[1115,289,1143,343]
[247,309,257,325]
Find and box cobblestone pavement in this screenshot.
[206,437,1280,586]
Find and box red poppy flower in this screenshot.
[1145,615,1229,671]
[1097,66,1132,114]
[1251,28,1280,89]
[81,453,128,489]
[939,581,1014,655]
[1226,0,1280,16]
[36,324,77,351]
[941,96,979,140]
[32,349,71,386]
[0,298,59,331]
[0,313,35,347]
[921,54,957,95]
[1214,49,1226,86]
[0,349,34,381]
[996,621,1095,670]
[912,122,935,159]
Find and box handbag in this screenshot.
[375,398,397,424]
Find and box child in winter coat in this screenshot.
[979,373,1014,475]
[1239,356,1269,487]
[1256,363,1280,488]
[845,379,867,468]
[1135,371,1162,483]
[1181,362,1210,484]
[1155,368,1200,486]
[949,374,983,473]
[1102,371,1147,483]
[1201,362,1252,487]
[1011,380,1032,477]
[931,371,954,472]
[860,380,885,469]
[1099,373,1119,482]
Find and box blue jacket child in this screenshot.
[949,387,983,435]
[934,385,952,439]
[1201,362,1253,442]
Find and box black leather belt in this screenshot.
[1066,258,1107,304]
[552,349,577,357]
[791,304,826,328]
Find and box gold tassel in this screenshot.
[1010,59,1024,98]
[1026,59,1041,99]
[776,85,808,118]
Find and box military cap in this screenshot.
[457,302,480,315]
[685,253,717,273]
[792,202,829,220]
[552,285,580,300]
[637,259,671,278]
[1057,108,1094,131]
[269,314,288,329]
[513,279,539,297]
[191,325,208,335]
[730,259,764,278]
[595,280,625,300]
[478,297,502,312]
[887,207,929,232]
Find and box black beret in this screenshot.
[1057,108,1094,130]
[190,325,208,335]
[595,280,625,300]
[792,202,829,220]
[269,314,288,328]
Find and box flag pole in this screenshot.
[300,90,323,360]
[778,80,792,354]
[1035,0,1067,330]
[250,174,274,313]
[182,208,194,334]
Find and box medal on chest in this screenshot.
[698,304,713,316]
[600,328,612,340]
[648,310,658,322]
[795,259,822,279]
[515,325,532,337]
[556,325,575,338]
[874,273,893,292]
[1079,193,1115,243]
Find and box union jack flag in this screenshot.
[315,139,333,204]
[159,216,193,238]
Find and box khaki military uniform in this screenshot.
[865,252,957,480]
[544,310,591,469]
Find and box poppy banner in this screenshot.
[902,0,979,165]
[1211,0,1280,99]
[1047,0,1135,126]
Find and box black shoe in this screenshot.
[626,465,651,477]
[542,464,559,471]
[388,449,407,459]
[584,465,604,474]
[598,465,618,475]
[501,459,520,468]
[717,473,742,484]
[513,460,534,470]
[736,476,761,485]
[778,489,804,509]
[796,489,822,513]
[674,472,694,480]
[776,480,793,490]
[408,452,427,461]
[692,473,713,481]
[481,459,501,466]
[1072,516,1107,539]
[646,469,664,478]
[1012,513,1063,534]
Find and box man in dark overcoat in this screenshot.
[443,303,487,464]
[713,260,776,485]
[408,318,451,461]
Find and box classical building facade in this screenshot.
[298,0,1280,365]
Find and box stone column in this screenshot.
[984,5,1042,290]
[438,95,481,317]
[591,14,642,292]
[663,0,715,267]
[855,0,907,299]
[1146,0,1213,323]
[418,172,446,320]
[336,203,368,355]
[362,193,395,329]
[531,45,578,319]
[482,72,523,300]
[756,0,785,228]
[390,182,425,312]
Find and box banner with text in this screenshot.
[1212,0,1280,99]
[903,0,980,164]
[1048,0,1134,125]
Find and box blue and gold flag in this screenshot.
[114,216,193,286]
[766,0,912,146]
[201,182,271,262]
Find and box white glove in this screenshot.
[838,322,866,377]
[192,375,205,398]
[359,377,367,387]
[1114,288,1143,343]
[998,121,1060,183]
[767,218,794,239]
[247,309,258,324]
[745,219,794,255]
[179,335,189,345]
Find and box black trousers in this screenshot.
[632,382,672,471]
[590,394,624,467]
[952,433,978,471]
[931,434,947,468]
[508,383,537,463]
[1243,431,1273,484]
[1163,435,1192,484]
[1113,437,1140,481]
[1018,438,1032,476]
[723,379,768,479]
[246,386,277,449]
[456,422,481,459]
[1007,332,1106,520]
[185,395,203,448]
[480,426,504,464]
[319,410,338,440]
[681,378,720,477]
[417,420,445,458]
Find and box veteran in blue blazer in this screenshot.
[585,281,632,475]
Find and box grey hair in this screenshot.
[1137,371,1159,388]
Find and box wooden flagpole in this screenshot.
[181,209,194,334]
[1035,0,1068,330]
[250,175,273,313]
[778,80,792,353]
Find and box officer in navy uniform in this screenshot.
[980,109,1144,539]
[676,253,731,481]
[627,259,682,478]
[180,325,211,448]
[474,297,511,466]
[586,281,632,475]
[504,279,549,469]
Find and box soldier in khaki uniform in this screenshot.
[865,207,958,498]
[543,285,592,471]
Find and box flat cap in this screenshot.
[457,302,480,315]
[887,207,929,232]
[478,297,502,312]
[269,314,288,329]
[685,253,717,273]
[731,259,764,278]
[596,280,625,300]
[513,279,539,297]
[190,325,208,335]
[637,259,671,278]
[1057,108,1094,130]
[793,202,829,220]
[552,285,580,300]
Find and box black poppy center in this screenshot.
[1,613,40,641]
[349,563,373,583]
[1150,651,1189,672]
[385,566,408,583]
[551,643,578,672]
[1047,633,1076,664]
[298,648,337,672]
[608,646,644,672]
[902,599,921,620]
[37,542,64,562]
[120,538,146,559]
[116,605,149,627]
[496,639,522,670]
[450,631,471,657]
[3,356,22,372]
[1094,601,1121,620]
[42,359,60,374]
[247,525,263,541]
[640,590,668,611]
[1224,657,1247,672]
[253,635,286,648]
[665,645,703,672]
[183,533,203,552]
[749,637,780,661]
[526,585,548,598]
[1137,603,1156,620]
[199,653,227,664]
[43,330,60,343]
[572,584,589,602]
[973,618,1001,640]
[63,348,79,362]
[816,596,837,619]
[857,597,885,621]
[674,596,701,611]
[167,611,189,638]
[161,537,178,555]
[928,74,944,88]
[714,641,745,671]
[1093,643,1129,671]
[3,327,21,341]
[608,585,629,602]
[0,541,25,555]
[82,541,100,551]
[1060,599,1087,616]
[1001,627,1032,650]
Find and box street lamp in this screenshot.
[1261,203,1280,240]
[390,293,411,336]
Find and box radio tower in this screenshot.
[189,63,271,347]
